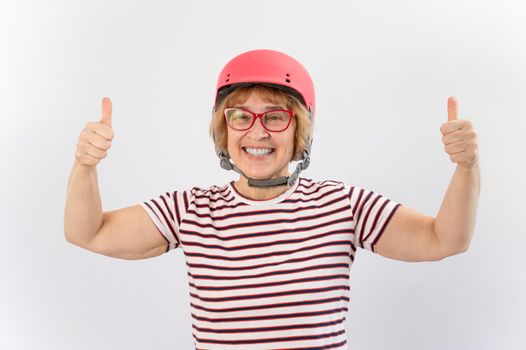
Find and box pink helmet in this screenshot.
[214,49,316,119]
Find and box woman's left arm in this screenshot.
[434,96,481,256]
[375,97,480,262]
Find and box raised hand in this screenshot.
[440,96,479,169]
[75,97,115,167]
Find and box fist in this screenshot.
[440,97,479,169]
[75,97,115,167]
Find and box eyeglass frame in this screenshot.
[223,107,295,132]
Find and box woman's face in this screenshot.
[226,90,296,180]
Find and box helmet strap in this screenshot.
[217,138,311,188]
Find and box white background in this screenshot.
[1,0,525,349]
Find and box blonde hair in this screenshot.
[209,84,312,162]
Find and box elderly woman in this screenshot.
[64,49,480,349]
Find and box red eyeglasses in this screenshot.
[224,107,294,132]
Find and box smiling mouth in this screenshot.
[242,147,275,157]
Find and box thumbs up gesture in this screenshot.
[75,97,115,167]
[440,97,479,169]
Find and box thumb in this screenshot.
[101,96,112,128]
[447,96,458,122]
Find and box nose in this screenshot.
[247,116,270,139]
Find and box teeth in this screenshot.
[244,147,273,156]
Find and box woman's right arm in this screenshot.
[63,97,167,260]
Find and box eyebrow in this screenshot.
[236,105,286,111]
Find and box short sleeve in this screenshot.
[139,190,189,253]
[345,183,402,254]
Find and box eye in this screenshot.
[237,112,251,120]
[265,112,287,121]
[228,109,250,120]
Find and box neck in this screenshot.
[234,175,292,200]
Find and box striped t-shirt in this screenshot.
[140,177,402,350]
